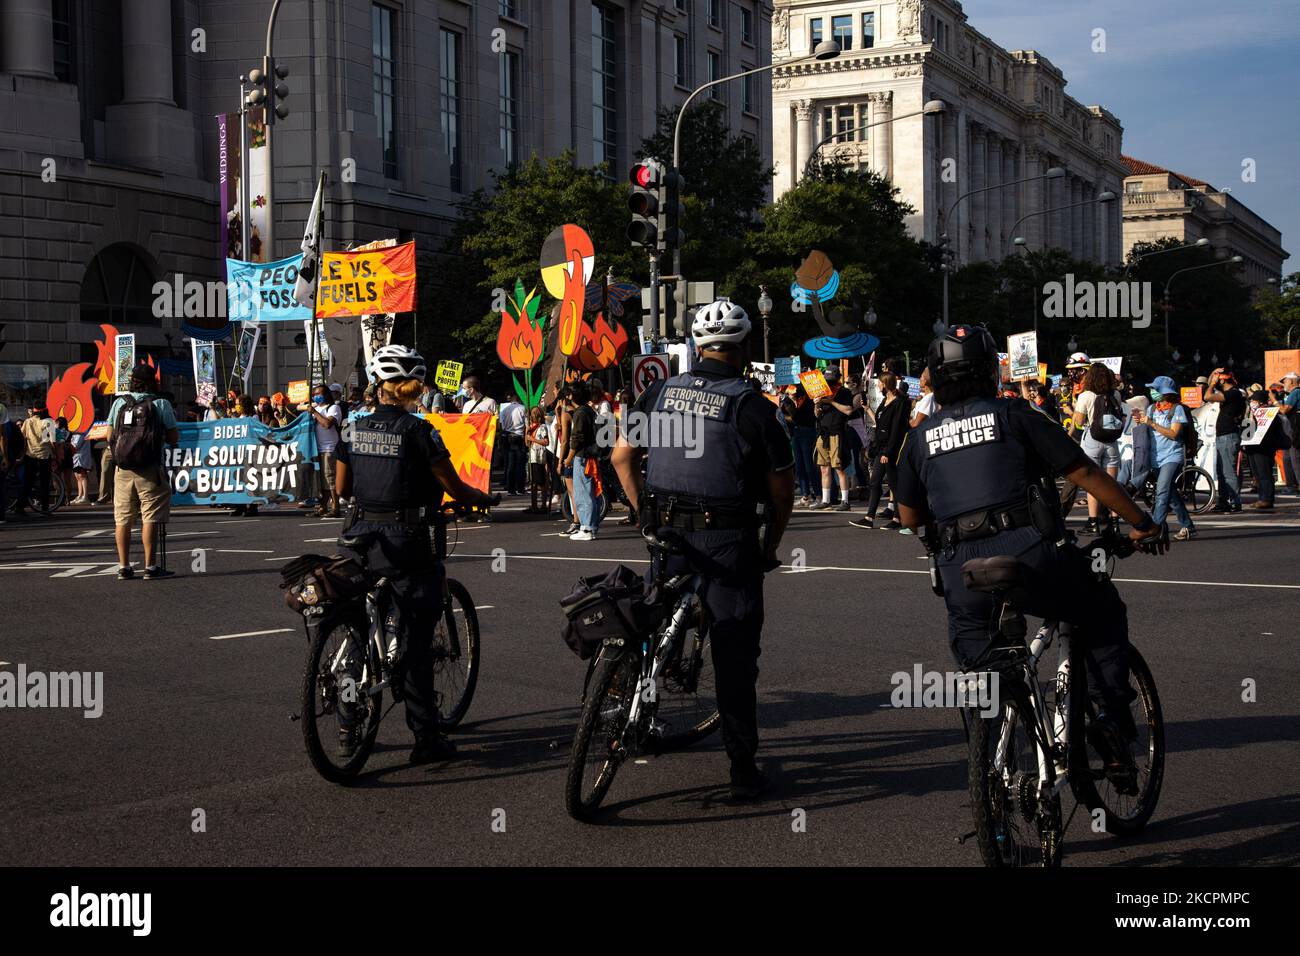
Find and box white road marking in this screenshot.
[75,529,113,538]
[50,549,117,554]
[214,549,275,554]
[208,628,295,641]
[217,519,259,525]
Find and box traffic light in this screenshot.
[247,57,290,123]
[627,159,664,249]
[661,168,685,256]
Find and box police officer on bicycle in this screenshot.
[334,345,496,765]
[612,299,796,800]
[894,326,1166,788]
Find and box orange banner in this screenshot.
[316,241,417,318]
[422,412,497,496]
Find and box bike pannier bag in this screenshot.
[281,553,370,612]
[559,564,646,660]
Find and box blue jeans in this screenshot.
[1214,433,1241,509]
[1152,460,1193,530]
[792,426,818,497]
[572,455,601,531]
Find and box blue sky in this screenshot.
[963,0,1300,268]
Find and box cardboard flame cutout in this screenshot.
[46,324,155,433]
[569,313,630,372]
[539,224,594,357]
[496,279,548,407]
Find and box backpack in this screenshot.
[1174,404,1200,457]
[111,395,165,471]
[559,564,648,660]
[1087,391,1125,443]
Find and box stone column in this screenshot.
[1071,178,1084,258]
[940,108,959,249]
[969,126,987,262]
[1,0,55,78]
[1003,141,1019,254]
[121,0,177,104]
[1081,180,1095,262]
[987,136,1003,259]
[870,91,892,179]
[955,108,968,261]
[1023,146,1043,251]
[794,99,815,183]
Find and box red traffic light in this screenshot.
[629,160,662,189]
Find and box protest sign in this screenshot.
[316,241,417,319]
[1242,405,1281,447]
[165,415,316,505]
[226,254,313,323]
[229,322,261,395]
[774,356,802,386]
[902,376,922,399]
[1095,356,1123,375]
[750,362,776,394]
[1264,349,1300,389]
[1008,332,1039,381]
[435,360,464,394]
[113,335,135,395]
[1180,387,1203,409]
[799,369,832,400]
[421,412,498,498]
[192,340,216,407]
[286,380,310,404]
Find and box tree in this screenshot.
[422,152,640,392]
[640,101,773,283]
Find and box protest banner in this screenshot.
[1008,332,1039,381]
[1180,387,1203,409]
[226,254,313,323]
[998,352,1010,383]
[774,356,802,386]
[316,241,417,319]
[86,421,110,441]
[1241,405,1281,447]
[165,415,317,506]
[192,340,216,407]
[435,360,464,394]
[421,412,498,498]
[799,369,832,400]
[229,321,261,395]
[113,335,135,395]
[750,362,776,394]
[286,380,310,404]
[304,318,332,385]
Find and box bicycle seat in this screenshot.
[961,555,1035,594]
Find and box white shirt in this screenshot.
[314,402,343,453]
[914,393,937,418]
[462,395,497,415]
[499,400,527,436]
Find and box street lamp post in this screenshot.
[1123,237,1210,277]
[1004,190,1117,257]
[672,39,841,282]
[803,100,946,180]
[758,286,773,363]
[1162,256,1244,351]
[939,167,1066,326]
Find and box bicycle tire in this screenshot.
[1068,645,1165,836]
[560,492,609,524]
[432,578,480,728]
[967,681,1064,868]
[301,616,382,784]
[1176,466,1215,515]
[654,595,721,750]
[564,647,636,821]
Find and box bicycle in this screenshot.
[956,526,1168,866]
[295,503,484,784]
[1137,458,1216,515]
[564,526,721,820]
[3,464,66,514]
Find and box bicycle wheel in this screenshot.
[43,474,66,513]
[654,594,721,750]
[565,648,638,821]
[432,578,479,728]
[967,682,1064,867]
[1069,645,1165,836]
[1176,466,1215,515]
[301,615,382,783]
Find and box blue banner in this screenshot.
[165,415,318,505]
[226,253,314,323]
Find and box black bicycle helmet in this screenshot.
[926,324,999,392]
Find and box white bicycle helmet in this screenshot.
[367,344,427,382]
[691,298,752,349]
[1065,351,1091,370]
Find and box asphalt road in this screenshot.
[2,492,1298,867]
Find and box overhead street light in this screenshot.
[1123,236,1211,277]
[803,99,947,180]
[1161,255,1245,350]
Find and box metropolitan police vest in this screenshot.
[644,372,752,505]
[910,396,1033,523]
[346,410,427,511]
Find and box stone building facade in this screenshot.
[1121,157,1288,289]
[770,0,1127,266]
[0,0,772,403]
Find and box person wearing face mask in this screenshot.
[1131,376,1196,540]
[1243,389,1290,510]
[333,345,499,764]
[303,384,343,517]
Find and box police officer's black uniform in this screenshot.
[335,405,450,743]
[894,348,1135,713]
[634,358,795,782]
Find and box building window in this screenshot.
[373,5,398,179]
[499,50,520,164]
[820,106,833,140]
[836,106,856,142]
[742,70,756,114]
[708,0,721,27]
[52,0,74,83]
[676,0,687,10]
[707,50,721,100]
[862,12,875,49]
[498,0,518,17]
[740,7,753,45]
[439,27,463,190]
[80,244,159,329]
[592,3,617,169]
[831,14,852,51]
[1125,181,1143,195]
[674,34,688,86]
[810,17,823,46]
